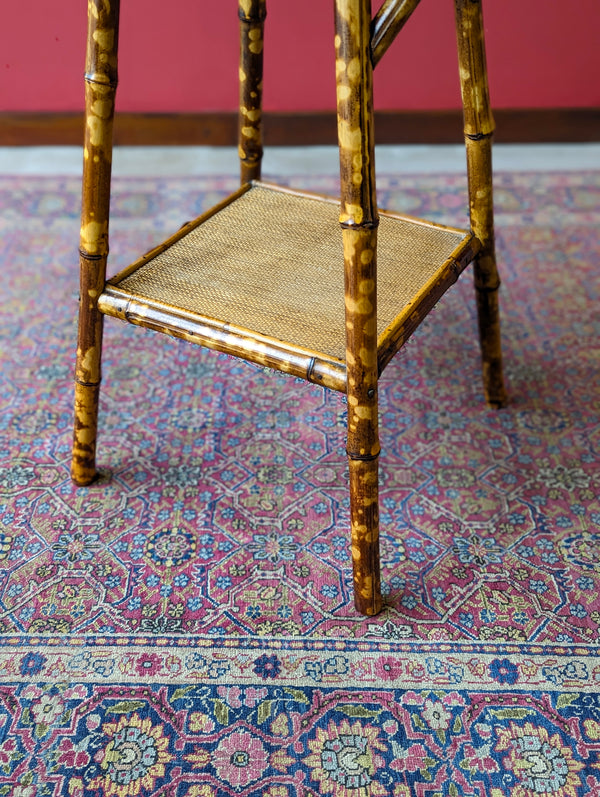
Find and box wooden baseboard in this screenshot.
[1,108,598,146]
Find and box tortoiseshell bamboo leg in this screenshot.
[344,227,382,616]
[71,0,120,485]
[336,0,383,616]
[466,137,507,407]
[239,0,266,184]
[455,0,507,409]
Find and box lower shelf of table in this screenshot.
[98,181,479,392]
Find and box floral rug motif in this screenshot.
[0,169,599,795]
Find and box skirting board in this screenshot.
[1,109,599,146]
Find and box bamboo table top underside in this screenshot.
[99,182,479,393]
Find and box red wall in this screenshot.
[2,0,599,113]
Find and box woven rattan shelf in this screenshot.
[99,182,479,392]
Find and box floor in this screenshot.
[0,144,599,176]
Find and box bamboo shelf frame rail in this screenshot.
[72,0,507,617]
[371,0,422,67]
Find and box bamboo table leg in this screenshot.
[344,226,383,616]
[455,0,507,409]
[71,0,120,485]
[336,0,383,616]
[239,0,266,184]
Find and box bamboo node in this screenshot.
[74,377,101,389]
[79,249,105,262]
[474,281,501,293]
[346,448,380,462]
[449,259,462,283]
[84,72,118,89]
[238,2,267,23]
[465,130,494,141]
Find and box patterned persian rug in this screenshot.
[0,167,599,796]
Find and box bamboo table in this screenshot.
[72,0,507,616]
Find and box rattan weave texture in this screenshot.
[118,184,468,361]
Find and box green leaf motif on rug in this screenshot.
[171,686,196,702]
[214,699,229,726]
[422,758,437,781]
[412,714,426,731]
[556,693,580,709]
[489,707,535,720]
[337,704,380,719]
[257,699,275,724]
[106,701,147,714]
[284,687,309,704]
[34,722,49,740]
